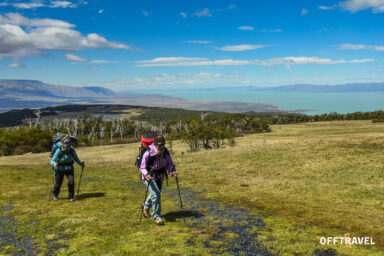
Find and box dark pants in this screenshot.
[53,169,75,199]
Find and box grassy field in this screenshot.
[1,120,384,255]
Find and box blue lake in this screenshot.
[157,90,384,115]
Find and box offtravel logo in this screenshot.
[320,233,375,247]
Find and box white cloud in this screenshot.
[320,0,384,13]
[318,5,336,10]
[81,33,130,49]
[216,4,237,11]
[142,10,149,17]
[261,28,283,33]
[13,2,45,9]
[65,53,87,62]
[89,59,115,64]
[301,8,309,15]
[183,40,211,44]
[237,26,254,31]
[8,62,25,68]
[5,1,81,9]
[0,13,74,28]
[217,44,265,51]
[50,1,77,8]
[339,0,384,13]
[192,8,212,17]
[139,57,208,63]
[0,13,132,61]
[137,56,374,67]
[339,43,384,51]
[98,9,104,14]
[180,12,187,18]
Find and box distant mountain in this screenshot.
[249,83,384,92]
[0,80,115,98]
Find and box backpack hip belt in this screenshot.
[58,160,74,167]
[149,168,167,180]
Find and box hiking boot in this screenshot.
[142,208,151,218]
[155,218,164,225]
[69,198,76,202]
[53,195,59,201]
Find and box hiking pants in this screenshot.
[143,179,163,220]
[53,169,75,199]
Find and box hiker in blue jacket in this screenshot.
[50,138,84,201]
[139,135,178,225]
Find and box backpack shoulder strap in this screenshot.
[146,148,155,169]
[58,147,74,159]
[163,148,169,159]
[57,147,64,159]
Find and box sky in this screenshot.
[0,0,384,91]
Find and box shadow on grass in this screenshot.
[77,192,105,201]
[163,210,203,222]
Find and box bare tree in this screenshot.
[110,119,116,141]
[118,120,124,139]
[100,123,105,144]
[64,120,71,134]
[72,118,79,137]
[34,109,42,128]
[200,112,209,120]
[79,119,84,135]
[24,116,34,127]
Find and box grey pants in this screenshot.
[143,179,163,220]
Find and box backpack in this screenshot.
[50,133,78,158]
[135,131,157,167]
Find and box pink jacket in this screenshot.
[139,144,174,181]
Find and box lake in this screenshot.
[155,89,384,115]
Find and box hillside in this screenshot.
[0,121,383,255]
[0,104,213,127]
[0,80,115,98]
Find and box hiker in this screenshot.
[50,133,78,158]
[140,135,178,225]
[50,137,84,201]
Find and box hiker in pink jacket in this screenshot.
[139,135,177,225]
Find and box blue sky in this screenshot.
[0,0,384,91]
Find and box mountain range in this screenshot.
[249,83,384,92]
[0,79,282,113]
[0,79,115,99]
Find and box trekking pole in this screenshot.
[76,164,85,198]
[140,175,152,223]
[48,170,55,203]
[175,176,183,210]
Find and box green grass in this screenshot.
[0,165,211,255]
[1,120,384,255]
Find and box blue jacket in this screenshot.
[50,146,82,171]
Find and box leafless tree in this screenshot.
[200,112,209,120]
[117,119,124,139]
[63,120,71,134]
[99,123,105,144]
[110,119,116,141]
[72,118,79,136]
[24,116,34,127]
[34,109,42,128]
